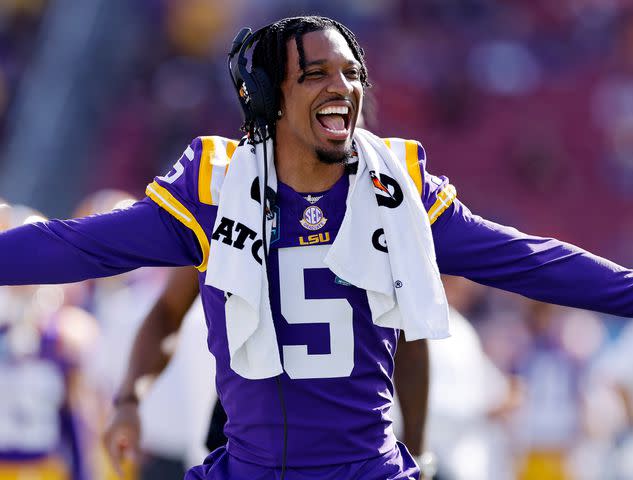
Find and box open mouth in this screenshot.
[316,105,352,140]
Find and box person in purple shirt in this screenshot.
[1,15,633,480]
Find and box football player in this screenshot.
[1,16,633,479]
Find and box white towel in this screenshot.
[205,129,449,380]
[326,129,449,339]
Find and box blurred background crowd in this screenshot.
[2,0,633,479]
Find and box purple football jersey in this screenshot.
[200,175,400,466]
[146,136,440,467]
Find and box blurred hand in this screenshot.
[103,403,141,477]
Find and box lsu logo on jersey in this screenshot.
[298,232,330,246]
[300,206,327,231]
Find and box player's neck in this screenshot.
[275,144,344,193]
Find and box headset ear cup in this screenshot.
[250,68,277,127]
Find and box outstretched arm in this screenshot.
[433,200,633,316]
[0,198,203,285]
[103,266,200,474]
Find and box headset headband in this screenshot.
[227,25,277,138]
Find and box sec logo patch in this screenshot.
[300,205,327,231]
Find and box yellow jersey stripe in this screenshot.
[209,136,233,206]
[428,184,457,225]
[198,137,216,205]
[146,181,210,272]
[225,139,238,176]
[383,138,423,196]
[226,139,238,159]
[404,140,423,196]
[384,137,455,223]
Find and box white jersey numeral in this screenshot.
[278,245,354,379]
[157,145,195,184]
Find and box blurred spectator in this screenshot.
[0,0,49,145]
[69,190,168,480]
[393,276,518,480]
[0,204,99,480]
[137,297,216,475]
[588,315,633,479]
[508,301,606,480]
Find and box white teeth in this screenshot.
[317,105,349,115]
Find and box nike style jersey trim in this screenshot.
[145,181,210,271]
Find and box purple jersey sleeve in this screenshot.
[0,198,201,285]
[412,140,633,317]
[145,136,237,271]
[432,199,633,317]
[0,136,234,286]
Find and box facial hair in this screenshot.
[315,144,354,165]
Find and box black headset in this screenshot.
[228,26,278,137]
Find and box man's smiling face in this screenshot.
[276,28,364,165]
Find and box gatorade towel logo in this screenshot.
[369,171,403,209]
[300,206,327,231]
[372,228,388,253]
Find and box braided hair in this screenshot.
[248,16,370,133]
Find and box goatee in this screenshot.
[315,145,354,165]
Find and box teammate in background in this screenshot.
[0,204,99,480]
[509,302,605,480]
[418,276,519,480]
[102,267,216,480]
[69,189,174,480]
[2,15,633,479]
[103,267,432,477]
[591,317,633,479]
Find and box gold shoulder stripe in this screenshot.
[226,139,238,159]
[428,184,457,225]
[383,138,423,196]
[197,136,238,206]
[146,181,210,272]
[198,137,216,205]
[404,140,423,196]
[225,139,238,177]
